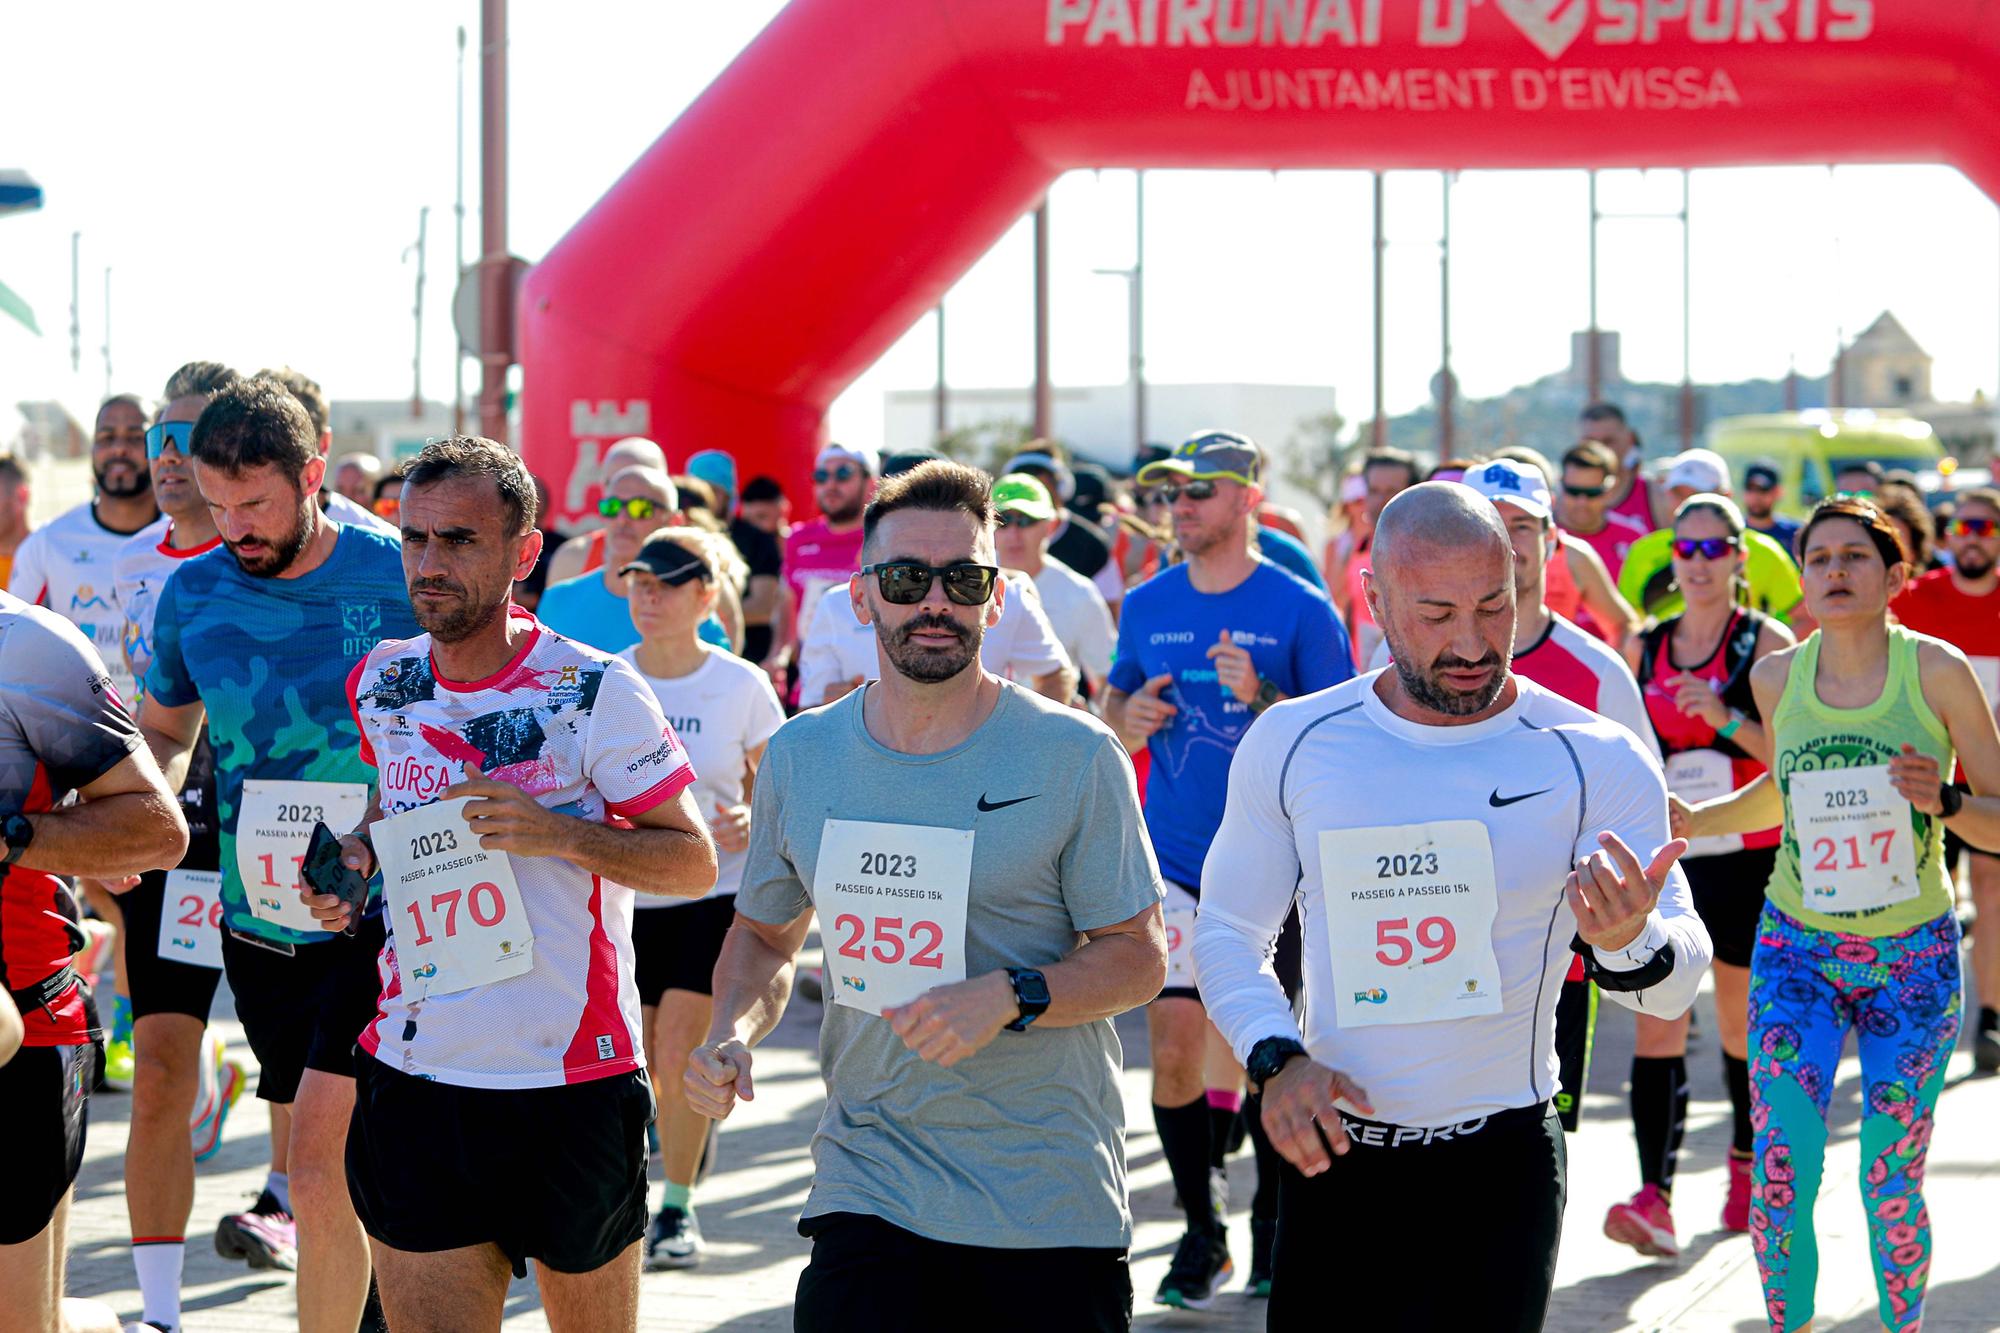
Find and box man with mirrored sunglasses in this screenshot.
[1892,486,2000,1071]
[539,466,729,655]
[1105,430,1353,1308]
[689,460,1166,1331]
[770,444,879,700]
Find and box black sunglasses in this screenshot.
[1672,537,1741,561]
[1561,482,1608,499]
[861,561,999,606]
[996,512,1044,529]
[813,465,859,485]
[1154,480,1219,504]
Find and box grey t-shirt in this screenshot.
[738,681,1163,1249]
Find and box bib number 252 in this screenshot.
[831,913,944,969]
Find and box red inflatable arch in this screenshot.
[519,0,2000,521]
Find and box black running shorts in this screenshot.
[347,1050,653,1278]
[631,894,737,1005]
[0,1042,93,1244]
[222,915,386,1104]
[1686,845,1777,970]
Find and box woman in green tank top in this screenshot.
[1677,498,2000,1333]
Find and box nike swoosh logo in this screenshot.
[977,794,1039,812]
[1489,788,1553,808]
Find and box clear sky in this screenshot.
[3,1,1996,451]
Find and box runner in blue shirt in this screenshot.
[138,380,417,1327]
[1104,430,1351,1307]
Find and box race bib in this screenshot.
[1667,749,1741,858]
[798,575,847,642]
[1163,885,1198,991]
[1790,767,1921,914]
[376,798,534,999]
[1971,657,2000,717]
[236,780,369,933]
[157,869,223,970]
[813,818,972,1016]
[1320,820,1504,1029]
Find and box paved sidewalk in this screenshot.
[65,965,2000,1331]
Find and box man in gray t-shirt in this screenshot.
[686,461,1166,1332]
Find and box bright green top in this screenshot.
[1766,625,1955,936]
[1618,526,1803,623]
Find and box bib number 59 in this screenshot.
[1374,916,1457,967]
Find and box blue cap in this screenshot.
[686,450,738,506]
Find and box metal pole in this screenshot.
[100,268,112,398]
[68,233,79,375]
[410,207,429,418]
[1587,170,1601,404]
[1439,173,1454,458]
[454,24,468,437]
[477,0,511,445]
[1133,171,1147,456]
[1032,200,1052,441]
[1372,172,1386,450]
[934,303,947,442]
[1680,170,1694,450]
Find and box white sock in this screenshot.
[266,1170,291,1214]
[132,1239,184,1329]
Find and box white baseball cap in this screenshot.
[815,442,880,477]
[1665,449,1731,494]
[1463,459,1552,521]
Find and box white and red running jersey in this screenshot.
[347,613,696,1089]
[1513,614,1662,764]
[8,501,151,703]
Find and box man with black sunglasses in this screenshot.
[1740,459,1802,558]
[1105,430,1352,1308]
[768,444,878,699]
[689,460,1166,1330]
[1557,440,1650,583]
[1892,486,2000,1071]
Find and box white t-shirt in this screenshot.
[1032,558,1116,685]
[1193,672,1711,1128]
[349,616,696,1089]
[797,572,1074,708]
[324,490,400,538]
[617,646,784,905]
[112,517,222,694]
[8,501,153,703]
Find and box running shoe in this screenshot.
[644,1206,705,1270]
[192,1055,246,1163]
[1154,1227,1234,1310]
[1975,1025,2000,1075]
[1603,1184,1679,1258]
[1721,1156,1753,1234]
[797,965,824,1005]
[1246,1216,1276,1297]
[102,1035,136,1092]
[122,1322,175,1332]
[214,1189,299,1271]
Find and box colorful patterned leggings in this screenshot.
[1747,906,1961,1333]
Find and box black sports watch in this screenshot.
[2,813,34,865]
[1939,783,1965,819]
[1246,1036,1308,1089]
[1004,967,1050,1031]
[1248,678,1282,715]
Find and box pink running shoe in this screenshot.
[191,1057,245,1163]
[1603,1184,1680,1258]
[1721,1157,1753,1233]
[215,1190,298,1271]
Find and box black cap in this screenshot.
[618,537,710,585]
[881,446,943,478]
[739,475,785,504]
[1744,459,1781,490]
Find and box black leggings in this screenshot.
[1268,1104,1565,1332]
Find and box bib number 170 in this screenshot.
[1374,916,1457,967]
[832,913,945,969]
[403,882,508,947]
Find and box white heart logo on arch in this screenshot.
[1497,0,1590,61]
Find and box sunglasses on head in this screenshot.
[1672,536,1741,561]
[1561,482,1608,499]
[862,560,999,606]
[1154,479,1220,504]
[145,420,194,460]
[813,465,858,485]
[599,496,661,521]
[1950,517,1999,539]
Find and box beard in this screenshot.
[226,498,314,579]
[1957,547,1995,581]
[95,457,152,500]
[878,610,982,684]
[823,496,865,525]
[1383,619,1510,717]
[410,577,507,644]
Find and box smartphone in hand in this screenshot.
[302,821,371,937]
